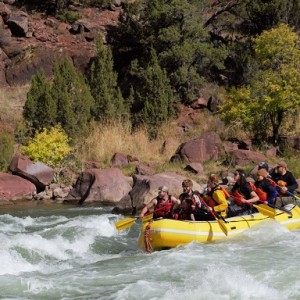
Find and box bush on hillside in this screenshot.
[21,125,73,168]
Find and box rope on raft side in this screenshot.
[144,220,153,253]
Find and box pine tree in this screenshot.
[89,36,128,122]
[131,49,175,138]
[23,70,56,134]
[51,57,94,139]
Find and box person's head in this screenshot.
[182,198,193,209]
[158,185,168,198]
[208,174,219,188]
[256,168,268,181]
[258,162,269,172]
[234,169,247,185]
[182,179,193,193]
[277,162,287,175]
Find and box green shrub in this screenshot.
[56,10,82,24]
[0,131,14,172]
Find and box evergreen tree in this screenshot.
[51,57,94,139]
[23,70,56,134]
[110,0,227,103]
[130,49,175,138]
[89,36,128,122]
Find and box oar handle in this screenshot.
[276,184,300,200]
[199,196,219,220]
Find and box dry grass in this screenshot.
[76,121,182,168]
[0,85,29,131]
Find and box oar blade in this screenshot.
[115,217,136,231]
[254,204,276,218]
[217,219,228,236]
[142,213,153,223]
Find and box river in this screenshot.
[0,204,299,300]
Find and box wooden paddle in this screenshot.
[115,212,154,231]
[200,198,229,236]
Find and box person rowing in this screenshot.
[139,185,180,219]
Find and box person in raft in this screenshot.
[178,179,213,221]
[139,185,180,219]
[202,174,228,219]
[227,169,260,217]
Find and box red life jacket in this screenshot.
[154,195,173,218]
[249,181,267,202]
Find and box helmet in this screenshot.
[258,162,269,171]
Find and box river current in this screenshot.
[0,204,299,300]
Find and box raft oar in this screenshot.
[115,213,153,231]
[200,198,229,236]
[229,194,276,218]
[275,184,300,201]
[243,201,276,218]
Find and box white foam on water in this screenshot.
[0,213,121,276]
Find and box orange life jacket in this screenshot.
[248,181,267,202]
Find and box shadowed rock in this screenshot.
[64,167,132,205]
[9,154,54,192]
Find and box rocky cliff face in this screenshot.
[0,1,121,86]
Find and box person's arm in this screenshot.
[243,191,260,204]
[139,199,156,217]
[171,195,181,206]
[190,212,195,221]
[286,173,298,193]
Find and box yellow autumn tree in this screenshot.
[221,24,300,144]
[21,125,73,168]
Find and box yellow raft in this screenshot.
[138,205,300,251]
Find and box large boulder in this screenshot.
[9,154,54,192]
[112,172,204,214]
[170,131,224,163]
[228,149,267,167]
[0,172,36,203]
[64,167,132,205]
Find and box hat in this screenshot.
[158,185,168,192]
[257,168,268,178]
[277,161,287,169]
[258,162,269,171]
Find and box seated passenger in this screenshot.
[173,198,195,221]
[254,168,278,206]
[269,162,298,208]
[139,185,180,219]
[227,169,259,217]
[203,174,228,219]
[179,179,213,221]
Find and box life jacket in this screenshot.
[154,195,173,218]
[267,178,287,194]
[174,207,190,220]
[231,190,244,205]
[249,181,267,202]
[206,186,228,208]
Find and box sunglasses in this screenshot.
[234,172,240,176]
